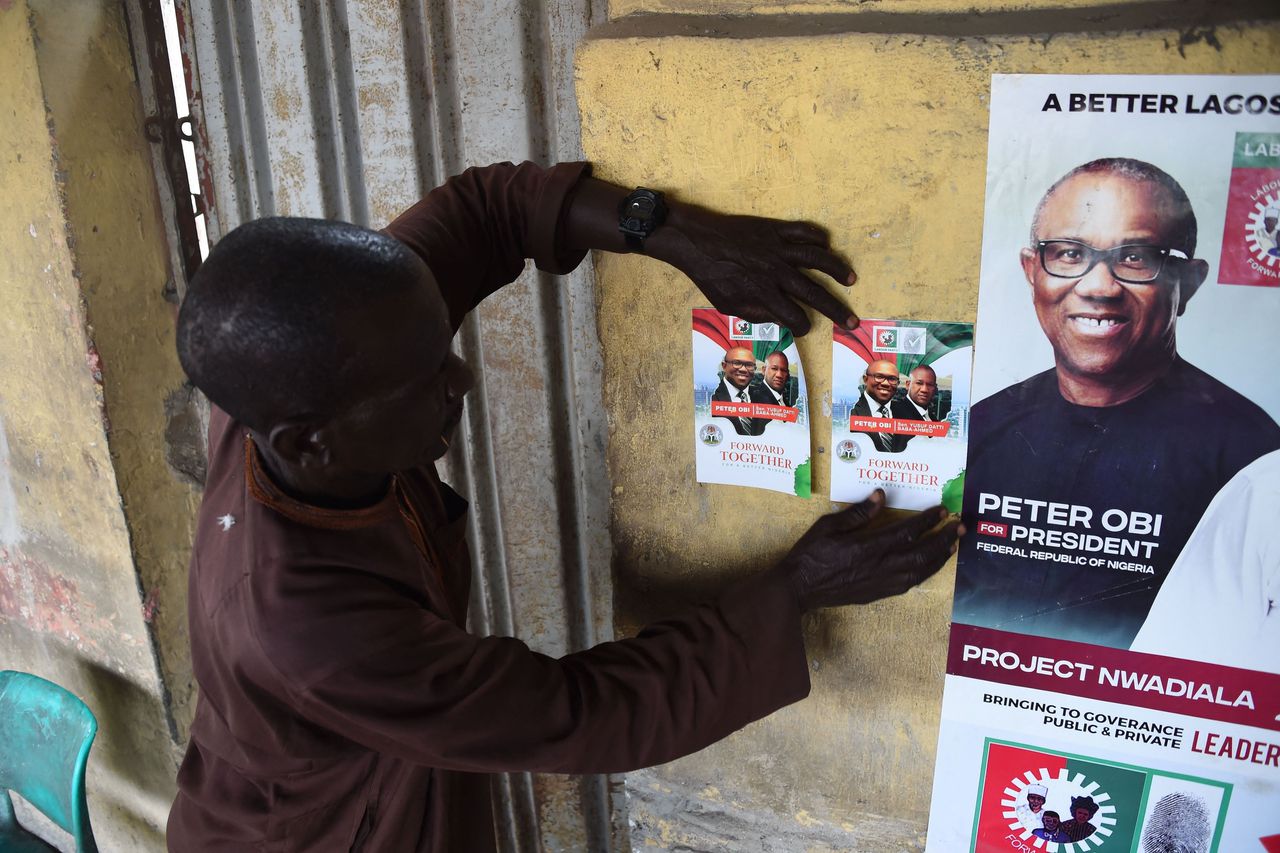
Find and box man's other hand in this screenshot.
[771,491,963,611]
[648,202,858,336]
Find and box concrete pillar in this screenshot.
[1,1,199,848]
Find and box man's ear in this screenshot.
[266,419,332,469]
[1019,247,1038,288]
[1176,259,1210,316]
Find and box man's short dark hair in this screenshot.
[176,217,423,431]
[1030,158,1198,255]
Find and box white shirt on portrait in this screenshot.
[721,378,751,402]
[1131,450,1280,674]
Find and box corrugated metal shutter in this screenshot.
[178,1,624,849]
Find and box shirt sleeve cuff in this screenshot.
[529,161,593,275]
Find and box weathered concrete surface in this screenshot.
[1,1,198,848]
[577,16,1279,850]
[627,768,926,852]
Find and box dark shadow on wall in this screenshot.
[609,505,941,660]
[79,660,181,846]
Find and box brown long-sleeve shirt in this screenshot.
[167,162,810,851]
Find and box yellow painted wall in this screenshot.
[1,1,197,848]
[26,0,203,739]
[610,0,1157,19]
[577,16,1279,848]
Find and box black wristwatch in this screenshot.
[618,188,667,252]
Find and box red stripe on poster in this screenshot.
[692,309,731,350]
[711,401,798,422]
[849,416,950,436]
[1217,164,1280,288]
[833,323,876,362]
[947,624,1280,733]
[973,743,1068,853]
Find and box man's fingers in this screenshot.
[756,292,811,336]
[714,298,773,324]
[883,520,963,586]
[778,244,857,290]
[773,220,830,247]
[823,490,885,533]
[868,505,949,548]
[777,269,857,331]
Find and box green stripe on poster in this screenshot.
[1233,131,1280,168]
[1056,756,1146,849]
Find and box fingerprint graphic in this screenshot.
[1141,792,1211,853]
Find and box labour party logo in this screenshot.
[871,325,927,354]
[972,742,1150,853]
[1218,132,1280,287]
[729,317,781,341]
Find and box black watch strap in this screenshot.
[618,188,667,252]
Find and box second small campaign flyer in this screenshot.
[830,320,973,511]
[692,309,811,497]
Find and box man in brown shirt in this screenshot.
[167,162,961,851]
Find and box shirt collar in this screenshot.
[244,434,400,529]
[863,391,892,414]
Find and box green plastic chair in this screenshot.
[0,671,99,853]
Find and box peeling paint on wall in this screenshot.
[0,547,143,656]
[0,415,23,547]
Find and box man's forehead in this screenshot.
[867,360,896,373]
[725,347,753,361]
[1037,174,1180,242]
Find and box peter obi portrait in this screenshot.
[955,157,1280,648]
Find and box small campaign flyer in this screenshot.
[925,74,1280,853]
[830,320,972,511]
[692,309,810,497]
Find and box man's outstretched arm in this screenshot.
[563,176,858,335]
[385,161,858,335]
[277,491,960,776]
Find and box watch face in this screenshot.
[620,189,664,241]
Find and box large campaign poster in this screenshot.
[926,75,1280,853]
[830,320,973,511]
[693,309,811,497]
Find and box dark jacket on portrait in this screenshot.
[712,380,771,436]
[851,394,915,453]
